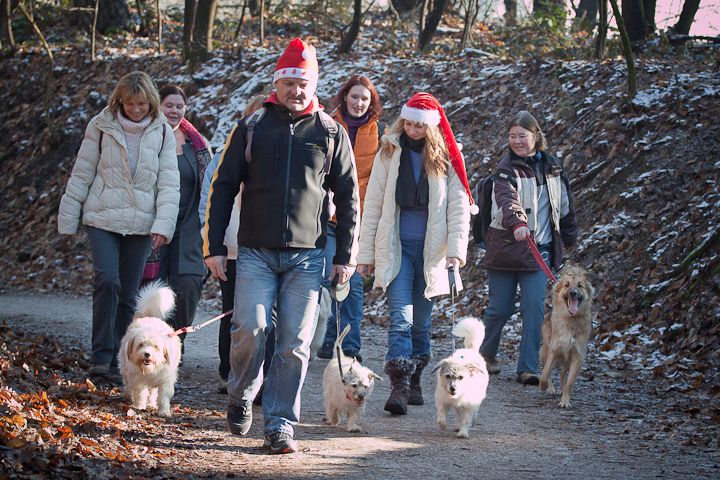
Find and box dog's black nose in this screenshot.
[144,352,151,358]
[569,288,581,299]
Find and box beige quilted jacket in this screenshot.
[58,108,180,240]
[357,133,471,299]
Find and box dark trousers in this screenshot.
[218,258,275,381]
[86,226,152,366]
[160,241,204,347]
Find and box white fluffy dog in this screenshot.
[119,280,181,417]
[433,317,490,438]
[323,325,382,432]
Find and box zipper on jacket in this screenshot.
[283,122,295,244]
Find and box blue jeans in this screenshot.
[228,246,323,437]
[86,226,151,366]
[385,239,435,362]
[480,246,552,375]
[321,225,362,353]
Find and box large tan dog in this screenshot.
[539,265,594,408]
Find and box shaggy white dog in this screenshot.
[433,317,489,438]
[119,280,181,417]
[323,325,382,432]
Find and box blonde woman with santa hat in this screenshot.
[204,38,358,453]
[357,92,475,415]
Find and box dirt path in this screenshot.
[1,291,717,479]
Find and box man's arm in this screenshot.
[327,126,359,268]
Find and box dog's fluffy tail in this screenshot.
[452,317,486,351]
[134,280,176,320]
[333,324,351,355]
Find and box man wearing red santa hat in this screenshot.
[204,38,359,454]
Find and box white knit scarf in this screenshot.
[116,113,152,176]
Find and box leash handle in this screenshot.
[169,309,234,337]
[448,265,457,352]
[525,235,557,284]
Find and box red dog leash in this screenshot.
[169,309,234,337]
[526,236,557,285]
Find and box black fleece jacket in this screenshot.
[204,103,359,265]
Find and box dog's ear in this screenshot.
[126,338,135,362]
[468,362,485,376]
[163,344,170,364]
[370,373,383,382]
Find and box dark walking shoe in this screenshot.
[343,350,362,363]
[316,341,334,359]
[485,357,501,375]
[407,355,429,406]
[89,364,122,387]
[253,384,264,406]
[408,385,424,406]
[263,431,298,454]
[517,372,540,386]
[227,402,253,435]
[217,380,228,394]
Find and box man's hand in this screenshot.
[205,255,228,282]
[357,264,374,278]
[330,264,356,285]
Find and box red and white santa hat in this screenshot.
[273,38,319,85]
[401,92,479,215]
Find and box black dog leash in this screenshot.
[448,265,458,351]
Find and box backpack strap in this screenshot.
[377,120,385,145]
[98,130,104,155]
[244,107,267,164]
[318,110,338,174]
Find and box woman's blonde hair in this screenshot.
[243,94,266,117]
[508,110,548,152]
[108,71,161,120]
[379,117,449,176]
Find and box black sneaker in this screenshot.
[343,351,362,363]
[316,341,334,359]
[88,364,123,387]
[227,402,253,435]
[263,431,298,454]
[484,357,501,375]
[517,372,540,386]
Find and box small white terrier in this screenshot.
[433,317,489,438]
[323,325,382,432]
[119,280,181,417]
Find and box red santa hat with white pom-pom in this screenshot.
[401,92,479,215]
[273,38,319,85]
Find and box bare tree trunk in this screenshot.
[183,0,196,60]
[1,0,17,51]
[595,0,607,58]
[18,2,53,63]
[609,0,637,98]
[190,0,217,68]
[234,0,247,40]
[259,0,264,43]
[418,0,427,35]
[135,0,146,34]
[392,0,421,15]
[621,0,654,43]
[504,0,516,26]
[338,0,361,54]
[418,0,450,51]
[671,0,700,36]
[74,0,130,34]
[91,0,99,61]
[155,0,162,52]
[460,0,480,49]
[574,0,597,32]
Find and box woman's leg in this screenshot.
[218,259,237,381]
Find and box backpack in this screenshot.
[244,107,339,174]
[472,171,516,248]
[472,174,495,248]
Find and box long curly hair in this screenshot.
[331,74,383,121]
[378,117,449,177]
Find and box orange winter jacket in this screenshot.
[332,110,382,212]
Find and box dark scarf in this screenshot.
[179,118,211,181]
[340,108,369,146]
[396,134,429,209]
[511,149,545,186]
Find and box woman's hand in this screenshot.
[513,226,531,242]
[357,264,375,278]
[445,257,461,270]
[151,233,168,250]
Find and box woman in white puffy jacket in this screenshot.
[58,71,180,385]
[357,92,475,415]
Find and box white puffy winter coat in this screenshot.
[58,108,180,240]
[357,133,471,299]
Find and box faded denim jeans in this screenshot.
[480,245,553,375]
[228,246,323,437]
[385,239,435,362]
